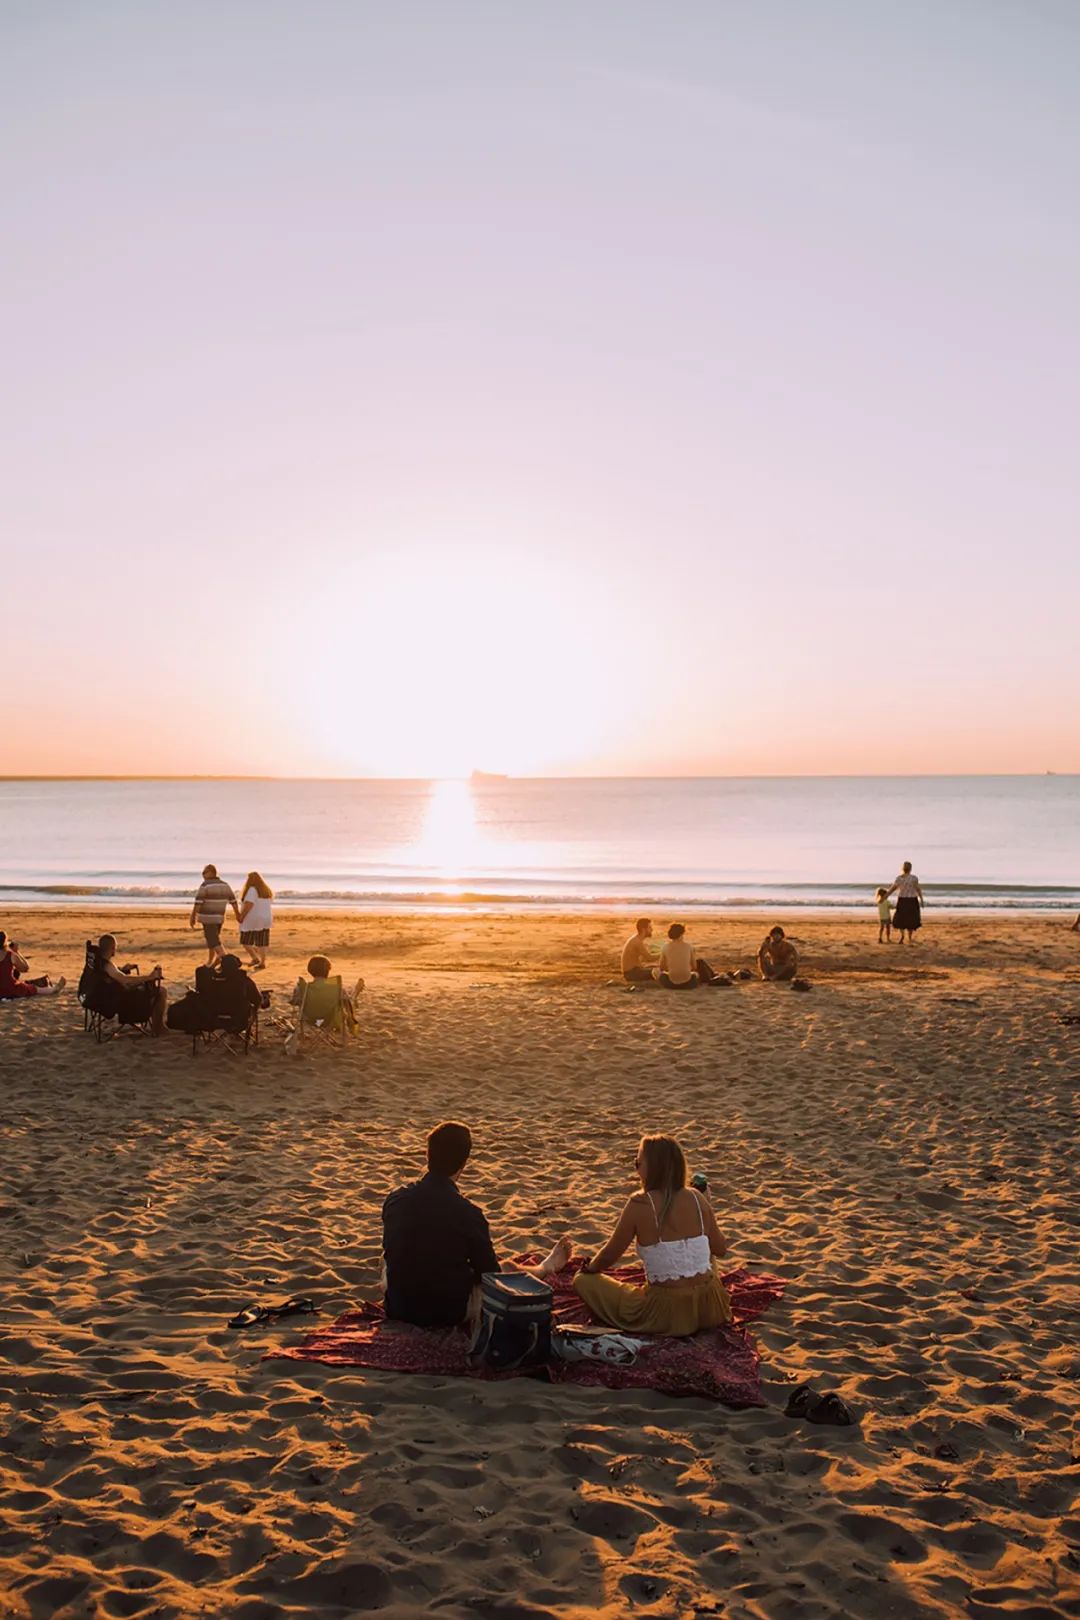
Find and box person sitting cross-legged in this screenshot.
[658,922,723,988]
[621,917,658,983]
[0,932,65,999]
[757,925,798,982]
[382,1121,570,1329]
[574,1133,731,1336]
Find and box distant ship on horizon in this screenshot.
[470,769,510,782]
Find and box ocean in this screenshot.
[0,776,1077,913]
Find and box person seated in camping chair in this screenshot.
[169,954,260,1041]
[94,935,167,1035]
[290,954,362,1034]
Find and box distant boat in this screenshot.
[470,769,509,782]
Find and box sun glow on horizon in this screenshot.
[290,541,619,779]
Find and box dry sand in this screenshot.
[1,908,1078,1619]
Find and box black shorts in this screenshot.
[240,929,270,948]
[202,922,222,947]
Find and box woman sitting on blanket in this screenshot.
[574,1134,731,1336]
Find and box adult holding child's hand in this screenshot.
[888,861,925,944]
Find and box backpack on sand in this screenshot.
[468,1272,553,1373]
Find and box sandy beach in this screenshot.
[1,908,1078,1619]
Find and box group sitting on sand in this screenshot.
[383,1122,730,1339]
[622,917,798,986]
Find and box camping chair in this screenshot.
[188,964,261,1057]
[76,939,153,1042]
[286,975,356,1053]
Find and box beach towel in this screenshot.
[266,1259,785,1406]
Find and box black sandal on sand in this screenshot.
[791,978,812,993]
[228,1296,317,1330]
[785,1383,855,1425]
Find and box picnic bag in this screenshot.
[469,1272,553,1373]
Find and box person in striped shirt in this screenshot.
[189,864,241,964]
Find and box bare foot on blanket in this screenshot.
[538,1237,572,1275]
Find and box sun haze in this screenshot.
[3,2,1078,777]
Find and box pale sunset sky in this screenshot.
[3,1,1078,778]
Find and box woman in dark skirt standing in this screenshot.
[888,861,924,943]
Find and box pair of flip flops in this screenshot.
[785,1383,855,1425]
[227,1296,317,1330]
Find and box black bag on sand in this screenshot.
[469,1273,553,1373]
[167,992,205,1033]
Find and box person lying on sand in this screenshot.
[658,923,723,988]
[574,1134,731,1336]
[382,1121,570,1329]
[0,932,66,999]
[621,917,658,983]
[757,926,798,982]
[96,934,167,1035]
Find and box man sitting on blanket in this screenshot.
[382,1121,570,1328]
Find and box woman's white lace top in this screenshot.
[637,1191,712,1283]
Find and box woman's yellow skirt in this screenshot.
[573,1270,732,1336]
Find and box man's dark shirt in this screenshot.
[382,1173,497,1327]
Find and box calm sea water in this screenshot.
[1,776,1078,912]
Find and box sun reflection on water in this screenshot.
[413,778,487,883]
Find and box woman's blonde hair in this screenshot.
[638,1134,687,1232]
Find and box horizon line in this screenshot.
[1,772,1076,784]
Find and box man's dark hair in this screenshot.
[770,926,785,939]
[307,955,331,979]
[427,1120,472,1177]
[635,917,651,933]
[668,922,685,939]
[203,864,218,879]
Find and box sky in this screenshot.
[3,0,1079,778]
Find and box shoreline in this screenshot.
[3,897,1079,918]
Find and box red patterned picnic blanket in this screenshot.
[267,1260,785,1407]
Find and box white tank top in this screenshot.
[637,1191,712,1284]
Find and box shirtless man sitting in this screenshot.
[757,926,798,982]
[621,918,658,984]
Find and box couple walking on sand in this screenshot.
[382,1123,731,1339]
[190,866,274,970]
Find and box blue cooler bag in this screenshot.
[469,1272,553,1372]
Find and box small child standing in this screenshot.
[875,887,892,943]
